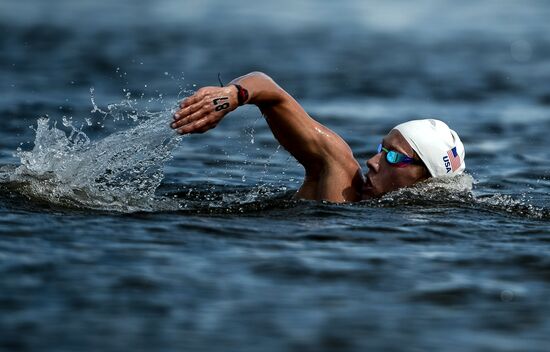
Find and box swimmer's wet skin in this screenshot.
[171,72,465,203]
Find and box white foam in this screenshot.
[11,107,182,212]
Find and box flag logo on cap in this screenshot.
[443,146,461,173]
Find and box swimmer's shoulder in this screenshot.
[295,146,363,203]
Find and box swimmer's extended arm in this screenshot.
[171,72,362,201]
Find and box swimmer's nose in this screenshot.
[366,153,381,173]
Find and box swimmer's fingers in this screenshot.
[174,87,221,122]
[178,92,201,109]
[173,101,204,123]
[177,86,218,111]
[171,106,209,130]
[174,92,206,121]
[176,113,220,135]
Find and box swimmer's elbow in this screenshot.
[240,71,277,87]
[239,71,287,105]
[248,71,274,83]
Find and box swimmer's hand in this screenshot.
[171,86,238,134]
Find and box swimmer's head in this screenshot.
[362,119,465,199]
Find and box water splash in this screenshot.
[368,174,548,220]
[10,99,183,212]
[381,174,474,201]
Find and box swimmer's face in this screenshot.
[363,129,430,199]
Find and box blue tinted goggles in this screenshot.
[377,144,422,166]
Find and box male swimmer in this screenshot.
[170,72,465,203]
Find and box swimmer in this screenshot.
[171,72,465,202]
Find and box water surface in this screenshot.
[1,1,549,351]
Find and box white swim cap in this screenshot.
[394,119,466,177]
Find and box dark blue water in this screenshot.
[1,1,549,351]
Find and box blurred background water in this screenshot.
[1,0,549,351]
